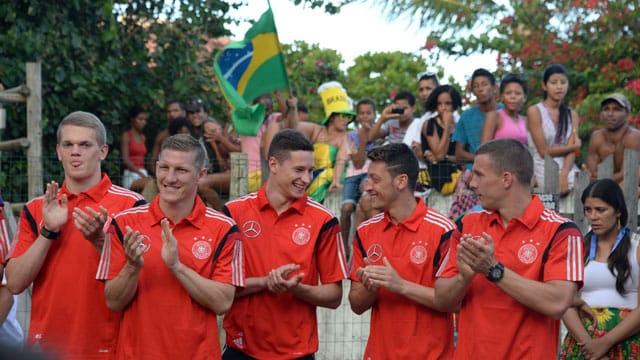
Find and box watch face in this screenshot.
[491,268,501,278]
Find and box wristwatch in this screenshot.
[40,226,61,240]
[486,262,505,282]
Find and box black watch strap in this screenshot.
[486,262,505,282]
[40,226,61,240]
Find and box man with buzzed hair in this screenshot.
[7,111,145,359]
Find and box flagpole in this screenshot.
[267,0,293,96]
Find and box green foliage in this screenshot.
[283,41,346,123]
[0,0,234,200]
[346,51,437,112]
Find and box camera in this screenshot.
[391,107,405,114]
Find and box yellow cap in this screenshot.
[318,81,356,125]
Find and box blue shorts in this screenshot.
[342,173,367,205]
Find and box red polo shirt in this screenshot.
[350,198,455,359]
[222,185,348,359]
[438,195,584,359]
[9,174,145,359]
[101,195,243,359]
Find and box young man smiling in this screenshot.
[222,129,348,360]
[100,134,243,359]
[349,142,455,359]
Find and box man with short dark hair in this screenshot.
[6,111,145,359]
[370,91,417,144]
[222,129,348,360]
[349,142,455,359]
[435,138,584,359]
[101,134,243,359]
[585,93,640,183]
[150,100,186,171]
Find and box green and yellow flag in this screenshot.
[213,7,289,136]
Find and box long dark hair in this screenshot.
[542,64,572,143]
[581,178,631,296]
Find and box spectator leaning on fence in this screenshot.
[349,142,455,359]
[0,194,24,351]
[6,111,145,359]
[435,138,584,359]
[99,134,243,359]
[585,93,640,186]
[221,129,348,360]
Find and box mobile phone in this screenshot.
[391,107,404,114]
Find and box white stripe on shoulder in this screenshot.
[108,185,145,200]
[425,209,455,231]
[205,208,236,226]
[540,209,568,224]
[26,195,45,206]
[305,199,335,217]
[225,192,258,206]
[358,213,385,230]
[114,204,150,218]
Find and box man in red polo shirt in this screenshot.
[349,142,455,359]
[222,128,348,360]
[435,138,584,359]
[101,134,243,359]
[6,111,145,359]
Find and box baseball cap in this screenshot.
[601,93,631,112]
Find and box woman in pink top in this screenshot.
[481,73,528,145]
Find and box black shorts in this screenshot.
[222,345,315,360]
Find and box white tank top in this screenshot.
[581,232,640,309]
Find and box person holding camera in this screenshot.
[369,91,417,145]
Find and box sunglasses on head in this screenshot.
[417,71,438,80]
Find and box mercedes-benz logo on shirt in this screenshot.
[366,244,383,262]
[242,220,262,238]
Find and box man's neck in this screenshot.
[497,190,532,228]
[159,198,195,225]
[398,117,413,130]
[265,181,296,215]
[478,99,499,114]
[386,194,417,225]
[606,123,628,137]
[64,174,102,194]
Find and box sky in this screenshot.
[227,0,497,85]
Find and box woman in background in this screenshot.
[527,64,580,194]
[560,178,640,359]
[481,73,528,145]
[120,105,148,191]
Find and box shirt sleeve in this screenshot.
[316,217,348,283]
[96,217,128,281]
[451,115,467,144]
[436,227,462,278]
[542,222,584,283]
[0,205,10,264]
[349,230,367,282]
[211,224,244,288]
[8,203,40,260]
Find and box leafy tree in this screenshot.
[0,0,235,200]
[345,51,442,113]
[282,40,346,123]
[299,0,640,161]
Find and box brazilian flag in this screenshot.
[213,7,290,136]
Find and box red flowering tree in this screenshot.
[297,0,640,143]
